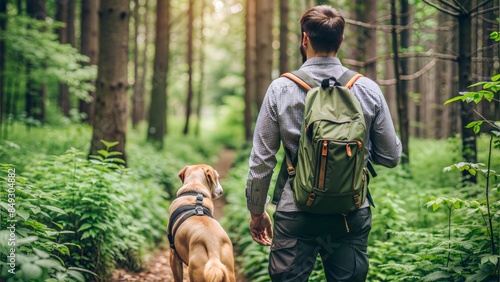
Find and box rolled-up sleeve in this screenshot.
[246,84,281,214]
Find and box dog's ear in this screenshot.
[178,166,190,183]
[204,166,218,188]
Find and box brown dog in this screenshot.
[168,164,236,282]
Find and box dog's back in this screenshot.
[169,165,236,282]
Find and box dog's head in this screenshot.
[178,164,223,199]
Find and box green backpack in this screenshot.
[273,69,371,215]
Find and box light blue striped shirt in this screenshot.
[246,57,402,214]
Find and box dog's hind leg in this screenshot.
[170,250,184,282]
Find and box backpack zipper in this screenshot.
[317,140,328,190]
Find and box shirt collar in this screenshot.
[301,56,342,68]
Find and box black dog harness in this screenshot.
[167,192,213,251]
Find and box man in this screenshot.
[245,5,402,282]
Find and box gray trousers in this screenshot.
[269,208,371,282]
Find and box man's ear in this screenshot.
[178,166,190,183]
[302,32,309,47]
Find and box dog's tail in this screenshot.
[204,258,230,282]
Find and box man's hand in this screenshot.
[249,211,273,246]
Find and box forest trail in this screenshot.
[112,148,245,282]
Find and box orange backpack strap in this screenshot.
[280,70,318,91]
[282,69,363,90]
[337,69,363,89]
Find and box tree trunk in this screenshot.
[56,0,74,117]
[279,0,289,74]
[183,0,194,135]
[147,0,170,147]
[458,11,477,183]
[139,0,150,121]
[0,0,7,135]
[132,0,144,128]
[79,0,99,124]
[255,0,274,111]
[347,0,363,73]
[244,0,256,141]
[364,0,377,79]
[89,0,130,163]
[391,0,409,165]
[194,0,206,137]
[26,0,46,122]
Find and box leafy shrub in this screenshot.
[0,164,91,281]
[16,143,169,281]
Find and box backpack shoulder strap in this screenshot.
[337,69,363,89]
[280,70,319,91]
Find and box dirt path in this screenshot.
[112,148,242,281]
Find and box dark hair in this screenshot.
[300,5,345,53]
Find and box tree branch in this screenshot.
[422,0,460,16]
[471,5,499,18]
[343,50,457,69]
[345,18,451,32]
[470,0,494,14]
[450,0,469,14]
[377,58,439,85]
[374,50,457,63]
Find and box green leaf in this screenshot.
[100,140,119,149]
[473,124,480,134]
[33,248,50,259]
[106,157,126,164]
[77,223,92,232]
[16,236,38,245]
[17,209,31,220]
[35,259,65,270]
[68,270,86,282]
[42,205,67,215]
[97,150,109,158]
[444,95,465,105]
[20,263,43,280]
[481,254,500,265]
[423,270,450,281]
[68,266,98,277]
[107,151,123,157]
[469,81,487,88]
[491,73,500,81]
[490,31,499,41]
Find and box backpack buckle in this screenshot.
[287,166,295,176]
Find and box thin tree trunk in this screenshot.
[364,0,377,79]
[391,0,409,165]
[183,0,194,135]
[26,0,46,122]
[56,0,72,116]
[255,0,274,111]
[139,0,149,121]
[79,0,99,124]
[147,0,170,147]
[0,0,7,136]
[132,0,143,128]
[194,0,206,137]
[458,11,477,183]
[348,0,363,73]
[279,0,289,74]
[244,0,256,141]
[89,0,130,163]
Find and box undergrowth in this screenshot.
[0,122,221,281]
[221,135,499,281]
